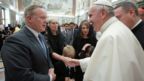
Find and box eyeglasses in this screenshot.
[51,22,58,24]
[33,15,47,20]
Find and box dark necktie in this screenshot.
[38,34,47,58]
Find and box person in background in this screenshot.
[62,23,74,45]
[1,5,56,81]
[73,20,97,59]
[52,0,144,81]
[60,23,65,32]
[46,19,66,55]
[114,1,144,49]
[137,0,144,21]
[0,24,5,50]
[72,20,97,81]
[45,19,66,65]
[54,45,76,81]
[69,22,78,29]
[14,24,21,33]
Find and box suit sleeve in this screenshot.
[47,46,54,68]
[1,36,51,81]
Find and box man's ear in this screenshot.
[26,16,32,22]
[129,8,135,16]
[101,9,107,19]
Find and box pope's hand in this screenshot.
[52,52,80,67]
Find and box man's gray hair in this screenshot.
[24,5,44,17]
[95,4,114,16]
[114,1,138,16]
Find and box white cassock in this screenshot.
[79,17,144,81]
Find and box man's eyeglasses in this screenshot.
[51,22,58,24]
[33,16,47,20]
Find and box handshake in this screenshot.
[49,52,81,81]
[52,52,80,67]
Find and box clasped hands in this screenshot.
[52,52,80,67]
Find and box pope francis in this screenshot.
[53,0,144,81]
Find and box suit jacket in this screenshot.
[1,26,53,81]
[132,21,144,49]
[62,29,75,45]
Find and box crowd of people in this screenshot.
[43,18,97,81]
[0,0,144,81]
[0,24,21,50]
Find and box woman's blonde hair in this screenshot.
[63,45,75,58]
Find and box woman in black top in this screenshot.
[45,19,66,65]
[73,20,97,59]
[72,20,97,81]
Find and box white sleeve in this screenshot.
[79,57,90,72]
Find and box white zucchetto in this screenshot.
[94,0,113,7]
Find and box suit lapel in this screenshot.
[23,27,48,60]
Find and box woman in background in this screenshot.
[72,20,97,81]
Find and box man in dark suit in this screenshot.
[114,1,144,49]
[1,5,56,81]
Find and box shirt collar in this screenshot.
[100,17,118,33]
[96,17,118,40]
[26,25,40,40]
[132,19,142,29]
